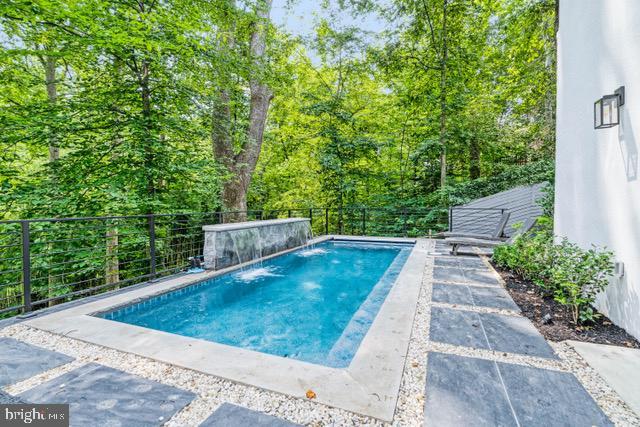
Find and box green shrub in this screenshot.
[493,217,555,291]
[550,241,614,324]
[492,218,614,325]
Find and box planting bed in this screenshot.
[493,264,640,348]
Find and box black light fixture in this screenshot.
[594,86,625,129]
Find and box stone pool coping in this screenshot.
[24,235,428,421]
[202,217,310,232]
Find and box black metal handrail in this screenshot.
[0,207,448,318]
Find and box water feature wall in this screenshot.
[202,218,312,270]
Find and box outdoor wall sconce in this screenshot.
[594,86,625,129]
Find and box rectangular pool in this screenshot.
[98,240,413,368]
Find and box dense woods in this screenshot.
[0,0,556,220]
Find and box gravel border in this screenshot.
[1,241,638,426]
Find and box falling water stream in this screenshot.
[209,219,314,272]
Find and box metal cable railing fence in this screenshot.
[0,207,448,318]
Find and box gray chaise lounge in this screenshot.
[442,211,511,241]
[446,217,537,256]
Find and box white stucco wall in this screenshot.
[555,0,640,339]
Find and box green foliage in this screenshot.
[493,218,615,325]
[425,159,554,208]
[252,0,557,211]
[550,242,615,324]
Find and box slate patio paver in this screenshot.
[429,307,556,359]
[424,352,612,427]
[481,311,557,359]
[433,266,501,287]
[499,361,613,426]
[469,285,520,311]
[19,363,195,427]
[0,337,74,387]
[432,282,520,311]
[430,306,487,349]
[434,256,488,270]
[433,267,467,283]
[0,390,27,404]
[463,269,501,286]
[424,352,515,426]
[200,403,301,427]
[432,282,474,306]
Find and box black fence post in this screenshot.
[309,208,313,228]
[361,208,366,235]
[21,221,32,313]
[149,215,156,280]
[448,207,453,232]
[288,209,291,218]
[325,208,329,235]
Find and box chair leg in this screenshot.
[450,244,458,256]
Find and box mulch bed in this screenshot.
[492,263,640,348]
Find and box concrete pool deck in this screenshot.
[19,236,428,421]
[1,238,638,426]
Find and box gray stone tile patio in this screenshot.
[432,282,475,305]
[432,282,520,311]
[433,265,502,287]
[433,266,467,282]
[0,337,74,387]
[425,352,613,427]
[0,390,27,404]
[464,268,501,285]
[424,352,519,426]
[480,311,557,359]
[469,285,520,311]
[499,361,614,426]
[430,306,488,349]
[434,256,488,270]
[18,363,195,427]
[200,403,302,427]
[430,306,557,359]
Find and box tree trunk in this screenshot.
[214,0,273,221]
[105,225,120,288]
[140,58,156,212]
[439,0,448,189]
[45,56,59,162]
[44,55,58,306]
[213,87,247,215]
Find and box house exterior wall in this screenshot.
[555,0,640,338]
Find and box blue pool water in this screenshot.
[99,240,413,367]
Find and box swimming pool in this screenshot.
[99,240,413,367]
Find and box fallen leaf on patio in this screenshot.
[306,390,316,399]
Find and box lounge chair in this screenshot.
[446,217,537,256]
[441,211,511,241]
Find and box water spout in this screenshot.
[202,218,313,270]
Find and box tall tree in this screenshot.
[213,0,274,217]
